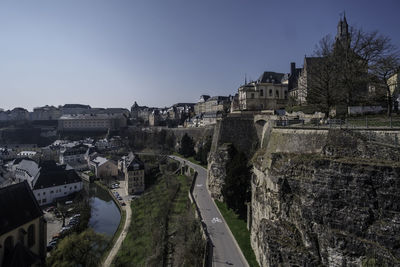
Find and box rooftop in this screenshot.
[0,181,43,236]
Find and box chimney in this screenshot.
[290,62,296,76]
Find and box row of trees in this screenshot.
[304,27,399,117]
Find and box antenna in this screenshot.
[245,73,247,85]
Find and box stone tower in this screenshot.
[335,13,350,48]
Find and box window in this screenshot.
[269,89,272,97]
[42,199,46,203]
[74,185,77,189]
[276,90,279,98]
[251,93,254,99]
[50,191,54,194]
[18,228,26,245]
[260,90,264,97]
[4,236,14,258]
[43,192,46,195]
[28,224,35,247]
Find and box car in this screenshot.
[45,206,55,212]
[61,226,71,231]
[52,233,60,239]
[48,240,57,247]
[47,244,56,252]
[114,183,120,188]
[65,200,73,205]
[117,197,123,201]
[120,202,126,206]
[69,214,80,220]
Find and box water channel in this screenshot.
[84,182,121,237]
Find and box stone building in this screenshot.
[90,157,118,179]
[31,105,61,120]
[0,181,46,266]
[59,144,89,165]
[122,153,145,195]
[238,72,288,111]
[58,113,127,132]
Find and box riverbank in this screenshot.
[93,180,129,266]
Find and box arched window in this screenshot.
[28,224,35,247]
[4,236,14,258]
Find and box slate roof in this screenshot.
[127,156,144,171]
[0,181,43,236]
[33,161,81,189]
[92,157,109,166]
[257,72,286,84]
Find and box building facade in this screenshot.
[0,181,46,266]
[58,114,127,132]
[32,161,83,205]
[238,72,288,111]
[122,153,145,195]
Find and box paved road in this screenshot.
[169,155,249,267]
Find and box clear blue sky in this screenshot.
[1,0,399,111]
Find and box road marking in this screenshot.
[196,184,203,187]
[211,217,222,223]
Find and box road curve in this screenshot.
[169,155,249,267]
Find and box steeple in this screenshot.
[335,12,350,48]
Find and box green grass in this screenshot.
[112,174,205,266]
[216,201,259,267]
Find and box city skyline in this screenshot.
[1,0,399,111]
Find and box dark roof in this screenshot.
[64,144,88,155]
[127,156,144,171]
[33,161,81,189]
[257,72,286,84]
[62,104,91,109]
[0,181,43,236]
[207,96,230,102]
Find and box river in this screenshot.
[84,182,121,237]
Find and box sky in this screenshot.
[0,0,399,111]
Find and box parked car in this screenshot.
[65,200,73,205]
[45,206,55,212]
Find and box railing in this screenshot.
[275,116,400,129]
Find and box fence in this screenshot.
[275,116,400,129]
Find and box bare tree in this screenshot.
[305,35,343,117]
[304,26,399,117]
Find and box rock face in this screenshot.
[207,114,258,200]
[251,130,400,266]
[207,143,231,200]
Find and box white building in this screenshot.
[32,161,82,206]
[14,159,41,187]
[59,144,89,165]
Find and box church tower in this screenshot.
[335,13,350,48]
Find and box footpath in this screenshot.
[102,181,132,267]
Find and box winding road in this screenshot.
[169,155,249,267]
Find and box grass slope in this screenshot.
[112,174,204,267]
[216,201,259,267]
